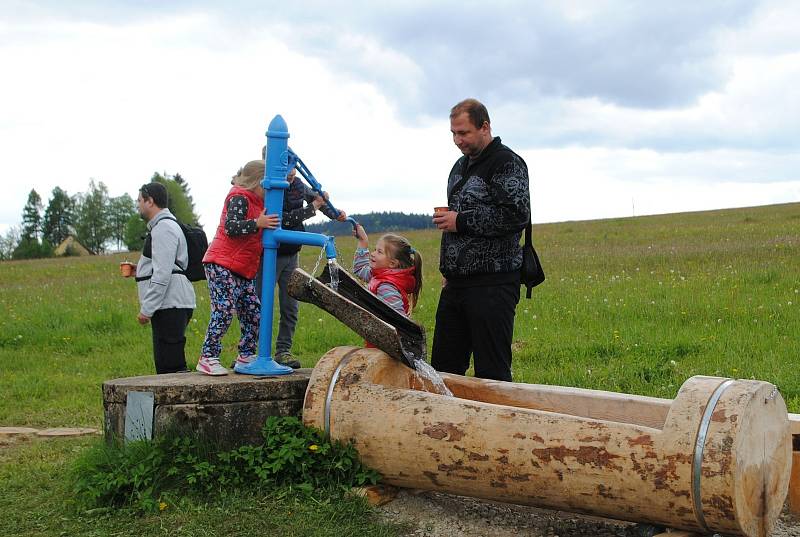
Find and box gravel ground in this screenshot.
[378,489,800,537]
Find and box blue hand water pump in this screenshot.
[234,115,341,376]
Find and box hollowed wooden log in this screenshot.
[303,347,790,537]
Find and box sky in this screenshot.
[1,0,799,236]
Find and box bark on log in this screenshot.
[303,347,790,537]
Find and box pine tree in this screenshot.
[42,186,75,246]
[151,172,201,225]
[73,180,111,254]
[21,189,43,241]
[173,172,198,219]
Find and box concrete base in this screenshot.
[103,370,312,448]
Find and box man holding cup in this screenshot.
[431,98,530,382]
[130,182,196,374]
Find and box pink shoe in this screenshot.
[196,357,229,376]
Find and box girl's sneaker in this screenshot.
[231,354,256,369]
[196,357,229,376]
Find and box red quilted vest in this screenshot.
[202,186,264,279]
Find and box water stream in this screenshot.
[327,259,339,292]
[412,359,453,397]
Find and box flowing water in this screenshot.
[327,259,339,292]
[412,359,453,397]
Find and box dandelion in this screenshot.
[159,502,168,511]
[309,444,319,452]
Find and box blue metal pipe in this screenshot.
[234,114,338,377]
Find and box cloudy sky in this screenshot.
[1,0,798,236]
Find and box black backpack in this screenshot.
[138,217,209,282]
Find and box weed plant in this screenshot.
[72,417,380,513]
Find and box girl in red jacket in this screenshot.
[197,160,278,376]
[352,224,423,316]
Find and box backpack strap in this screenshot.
[137,216,187,281]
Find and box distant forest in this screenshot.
[306,211,434,236]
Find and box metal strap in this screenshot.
[692,379,735,532]
[323,348,362,438]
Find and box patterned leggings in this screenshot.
[200,263,261,360]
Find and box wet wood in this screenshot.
[790,451,800,514]
[303,347,790,537]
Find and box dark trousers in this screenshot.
[151,307,193,374]
[431,283,520,382]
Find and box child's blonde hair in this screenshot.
[380,233,423,310]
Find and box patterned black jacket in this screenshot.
[439,136,530,286]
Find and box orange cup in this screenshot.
[434,206,450,214]
[120,262,135,278]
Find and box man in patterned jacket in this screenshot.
[431,98,530,382]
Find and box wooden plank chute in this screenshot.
[303,348,791,537]
[287,267,425,368]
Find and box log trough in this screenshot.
[303,346,791,537]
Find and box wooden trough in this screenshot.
[303,347,791,537]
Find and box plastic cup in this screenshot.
[120,262,135,278]
[434,206,450,214]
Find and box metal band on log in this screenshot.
[303,347,791,537]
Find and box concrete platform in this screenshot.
[103,369,312,448]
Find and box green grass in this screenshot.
[1,202,799,535]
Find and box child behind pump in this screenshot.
[352,224,422,316]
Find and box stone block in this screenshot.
[103,370,312,449]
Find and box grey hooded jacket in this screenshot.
[136,209,196,317]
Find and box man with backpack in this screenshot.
[131,182,196,374]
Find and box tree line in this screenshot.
[306,211,435,236]
[0,173,201,260]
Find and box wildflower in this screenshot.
[309,444,319,452]
[159,502,167,511]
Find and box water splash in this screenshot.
[412,359,453,397]
[327,259,339,292]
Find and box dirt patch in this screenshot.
[378,489,800,537]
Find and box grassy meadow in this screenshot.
[1,201,799,535]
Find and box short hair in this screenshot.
[140,182,168,209]
[450,98,490,129]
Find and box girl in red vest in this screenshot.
[197,160,278,376]
[352,224,423,316]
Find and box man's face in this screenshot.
[137,194,152,220]
[287,168,297,183]
[450,112,490,157]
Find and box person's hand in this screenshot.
[312,196,325,209]
[353,224,369,248]
[433,210,458,232]
[336,210,347,222]
[137,313,151,325]
[441,276,448,288]
[321,191,330,200]
[257,213,280,229]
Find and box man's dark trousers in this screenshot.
[151,307,193,374]
[431,282,520,381]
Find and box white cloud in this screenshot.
[1,1,799,239]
